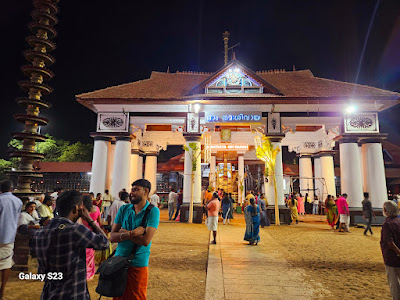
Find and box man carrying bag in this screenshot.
[98,179,160,300]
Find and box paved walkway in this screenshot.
[205,220,321,300]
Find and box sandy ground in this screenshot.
[3,211,391,300]
[266,215,391,300]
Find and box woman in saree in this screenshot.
[288,195,299,224]
[325,195,338,229]
[244,198,260,245]
[82,195,101,280]
[297,193,305,215]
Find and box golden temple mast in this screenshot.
[11,0,60,202]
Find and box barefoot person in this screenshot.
[206,192,220,244]
[110,179,160,300]
[0,180,22,300]
[244,198,260,245]
[31,190,109,299]
[336,194,350,232]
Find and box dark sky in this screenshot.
[1,0,400,159]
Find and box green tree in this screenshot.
[58,142,93,162]
[8,135,92,162]
[0,159,14,181]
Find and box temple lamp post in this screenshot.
[255,135,281,225]
[184,103,202,223]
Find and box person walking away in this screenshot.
[381,201,400,300]
[259,193,270,227]
[110,179,159,300]
[325,195,338,229]
[228,193,234,220]
[203,188,213,219]
[297,193,305,215]
[222,192,231,224]
[81,195,102,281]
[31,190,109,299]
[336,194,350,232]
[168,189,177,220]
[288,195,299,224]
[244,198,261,245]
[0,180,22,300]
[362,192,376,236]
[206,192,220,244]
[108,191,129,226]
[173,190,183,220]
[312,195,319,215]
[103,189,113,222]
[149,191,160,208]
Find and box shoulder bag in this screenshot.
[95,204,154,298]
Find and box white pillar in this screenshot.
[299,155,314,201]
[209,155,216,190]
[183,137,202,205]
[339,140,363,207]
[130,150,140,185]
[90,137,110,195]
[137,154,143,179]
[320,153,336,200]
[362,141,388,208]
[238,154,245,205]
[314,156,323,200]
[144,153,158,195]
[111,137,132,200]
[359,145,366,192]
[106,141,115,192]
[265,141,285,206]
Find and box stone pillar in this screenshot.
[361,140,388,208]
[264,139,285,206]
[106,141,115,191]
[339,139,363,207]
[209,154,217,190]
[130,150,140,185]
[90,136,110,195]
[314,156,323,200]
[181,135,202,223]
[320,152,336,200]
[111,136,132,200]
[137,154,143,179]
[299,154,314,201]
[238,154,245,205]
[144,152,158,195]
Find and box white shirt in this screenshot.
[168,192,177,203]
[108,199,126,225]
[18,212,40,227]
[150,194,160,207]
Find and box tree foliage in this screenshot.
[7,135,93,162]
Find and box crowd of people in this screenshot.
[0,179,159,300]
[1,178,400,299]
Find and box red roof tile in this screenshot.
[33,162,92,173]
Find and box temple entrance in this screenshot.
[215,151,238,199]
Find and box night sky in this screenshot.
[1,0,400,159]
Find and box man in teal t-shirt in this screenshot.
[110,179,160,300]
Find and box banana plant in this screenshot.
[255,135,281,225]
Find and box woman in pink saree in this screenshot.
[297,193,305,215]
[82,194,101,280]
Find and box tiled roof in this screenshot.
[33,162,92,173]
[76,69,399,100]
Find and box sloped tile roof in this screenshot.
[76,69,399,100]
[33,162,92,173]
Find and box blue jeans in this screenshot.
[312,203,318,214]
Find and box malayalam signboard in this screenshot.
[206,144,249,151]
[205,111,262,123]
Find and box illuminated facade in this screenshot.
[76,57,399,223]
